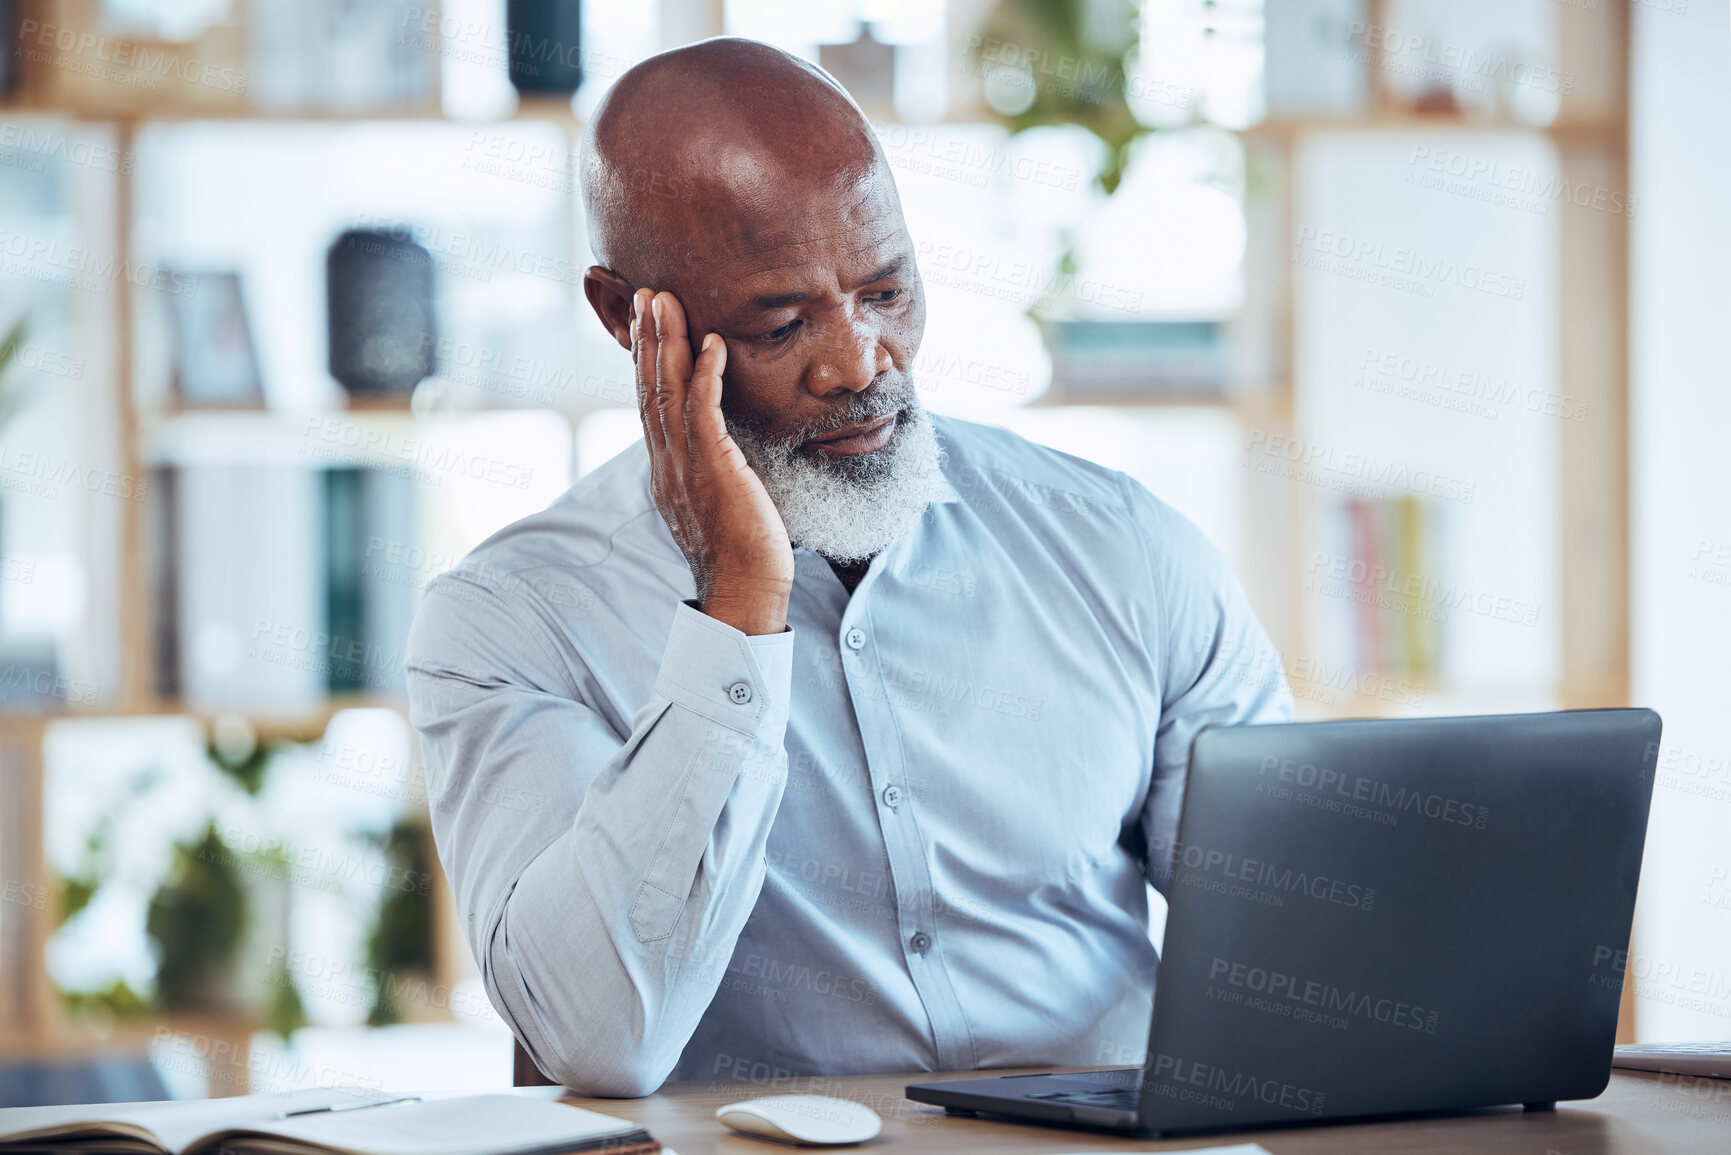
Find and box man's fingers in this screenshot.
[686,332,731,453]
[632,289,667,456]
[652,292,692,459]
[653,290,695,373]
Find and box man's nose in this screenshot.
[805,318,891,397]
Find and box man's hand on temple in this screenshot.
[633,287,794,636]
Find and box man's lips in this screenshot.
[803,413,897,456]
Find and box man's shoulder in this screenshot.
[930,413,1226,579]
[434,439,666,599]
[931,414,1137,518]
[406,440,684,687]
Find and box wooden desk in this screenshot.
[563,1067,1731,1154]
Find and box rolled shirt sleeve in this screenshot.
[406,578,794,1096]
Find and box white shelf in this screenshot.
[138,409,421,468]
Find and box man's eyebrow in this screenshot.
[745,259,909,311]
[750,288,812,310]
[854,258,906,289]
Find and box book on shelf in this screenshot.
[324,467,415,697]
[1040,319,1230,401]
[0,1090,658,1155]
[167,272,265,409]
[154,463,416,709]
[168,464,327,711]
[1263,0,1369,118]
[1305,493,1445,700]
[1339,494,1440,684]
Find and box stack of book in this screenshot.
[0,1090,658,1155]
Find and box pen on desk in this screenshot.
[276,1096,422,1119]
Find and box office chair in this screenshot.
[512,1039,558,1087]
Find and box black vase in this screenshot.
[507,0,584,96]
[326,228,436,399]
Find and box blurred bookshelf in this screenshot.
[0,0,1640,1092]
[0,0,593,1094]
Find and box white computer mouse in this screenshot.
[714,1094,882,1145]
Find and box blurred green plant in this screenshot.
[977,0,1145,192]
[0,317,30,430]
[57,830,101,924]
[264,947,308,1039]
[146,822,249,1011]
[61,979,152,1019]
[245,840,307,1038]
[207,713,277,795]
[55,801,133,926]
[54,772,159,1019]
[364,818,435,1026]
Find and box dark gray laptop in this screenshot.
[907,709,1661,1136]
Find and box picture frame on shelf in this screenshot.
[168,272,265,409]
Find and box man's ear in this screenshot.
[584,266,635,351]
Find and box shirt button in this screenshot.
[727,681,753,704]
[881,784,903,807]
[909,932,932,954]
[844,627,865,650]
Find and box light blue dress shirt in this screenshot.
[405,415,1291,1097]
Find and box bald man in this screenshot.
[405,39,1290,1096]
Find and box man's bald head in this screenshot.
[580,38,887,287]
[578,38,937,567]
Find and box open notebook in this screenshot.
[0,1092,657,1155]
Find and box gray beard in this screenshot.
[726,400,945,565]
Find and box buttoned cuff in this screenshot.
[653,600,795,739]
